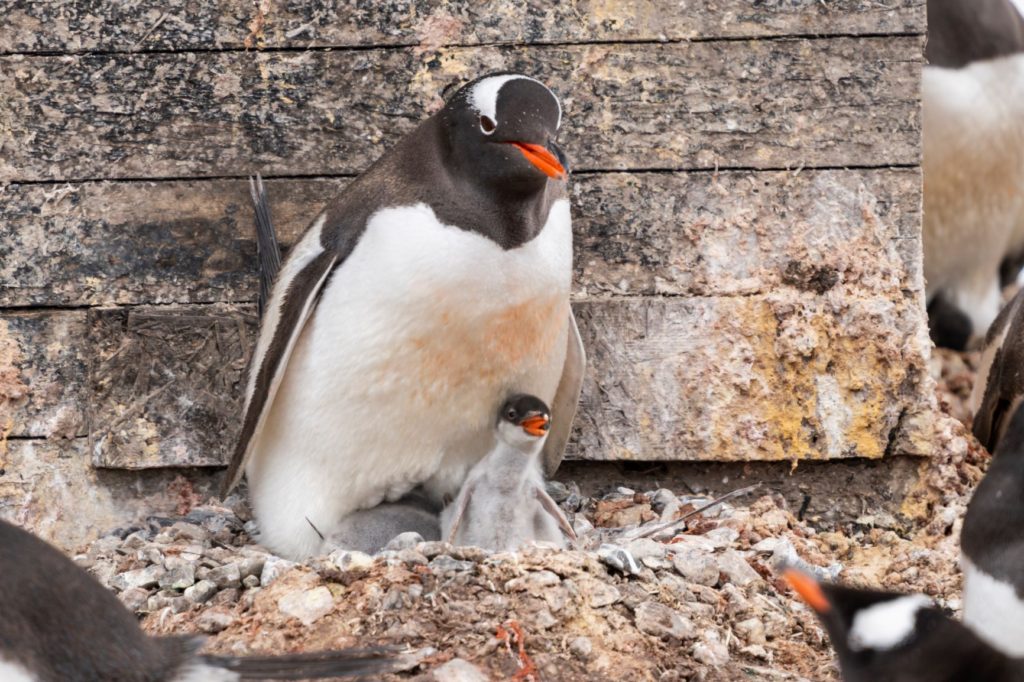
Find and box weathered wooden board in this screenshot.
[1,311,87,439]
[3,290,929,467]
[86,305,255,468]
[0,438,218,549]
[0,37,922,182]
[569,294,931,463]
[1,1,926,54]
[1,168,921,307]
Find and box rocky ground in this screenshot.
[73,348,988,681]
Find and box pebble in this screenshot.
[431,658,489,682]
[504,570,561,594]
[569,636,594,660]
[588,582,622,608]
[634,601,695,640]
[184,579,218,604]
[260,556,298,586]
[278,586,335,625]
[597,544,642,576]
[384,532,424,552]
[201,563,242,589]
[196,608,237,634]
[118,587,150,613]
[429,555,474,574]
[159,564,196,591]
[716,550,762,587]
[692,630,730,666]
[112,565,166,591]
[672,548,719,586]
[735,617,767,645]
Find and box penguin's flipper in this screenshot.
[222,227,339,495]
[202,646,400,679]
[444,486,474,544]
[250,174,282,318]
[535,485,577,546]
[541,310,585,477]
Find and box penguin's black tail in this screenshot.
[202,645,401,679]
[249,173,282,318]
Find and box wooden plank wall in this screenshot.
[0,1,935,545]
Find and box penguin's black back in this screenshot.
[926,0,1024,68]
[0,519,196,682]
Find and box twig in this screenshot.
[628,483,762,540]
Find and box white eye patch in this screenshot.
[848,594,932,652]
[468,74,562,130]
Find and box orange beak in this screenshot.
[521,414,550,437]
[783,568,832,614]
[509,142,566,180]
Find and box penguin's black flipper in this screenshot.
[203,646,401,679]
[250,174,282,318]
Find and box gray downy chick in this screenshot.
[321,487,441,554]
[441,395,576,551]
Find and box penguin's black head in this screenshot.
[784,570,1005,682]
[498,394,551,442]
[440,73,567,193]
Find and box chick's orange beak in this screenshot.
[521,414,550,437]
[783,569,832,614]
[509,142,566,180]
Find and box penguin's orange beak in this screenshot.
[783,568,832,614]
[509,142,566,180]
[521,414,550,437]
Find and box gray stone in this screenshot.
[396,549,428,566]
[716,550,762,587]
[692,630,730,666]
[242,574,260,589]
[237,554,266,579]
[201,562,241,589]
[704,527,740,548]
[196,607,237,634]
[112,564,166,591]
[588,582,622,608]
[650,488,678,514]
[569,636,594,660]
[735,617,767,646]
[505,570,561,594]
[431,658,489,682]
[634,601,695,640]
[158,564,195,591]
[184,579,218,604]
[672,549,720,586]
[429,555,474,574]
[384,532,424,552]
[259,556,297,586]
[597,544,641,576]
[416,541,453,558]
[278,586,335,625]
[117,587,150,613]
[170,521,210,542]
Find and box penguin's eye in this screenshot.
[506,408,517,421]
[479,115,497,135]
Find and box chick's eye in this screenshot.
[479,115,497,134]
[506,409,517,421]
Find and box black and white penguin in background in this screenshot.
[923,0,1024,349]
[784,569,1024,682]
[224,73,585,560]
[0,519,396,681]
[962,288,1024,657]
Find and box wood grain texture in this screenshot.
[0,168,921,307]
[1,312,87,439]
[86,305,255,468]
[1,1,926,54]
[0,37,922,182]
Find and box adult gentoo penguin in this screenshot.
[224,73,585,560]
[963,335,1024,656]
[969,287,1024,449]
[441,394,576,551]
[784,569,1024,681]
[0,519,395,681]
[922,0,1024,348]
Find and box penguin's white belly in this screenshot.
[0,659,35,682]
[246,200,572,559]
[962,558,1024,656]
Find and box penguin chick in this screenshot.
[784,569,1024,682]
[922,0,1024,347]
[0,519,397,682]
[441,395,576,552]
[321,487,441,554]
[963,379,1024,656]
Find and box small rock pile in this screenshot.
[79,481,930,681]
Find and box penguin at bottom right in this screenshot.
[962,285,1024,657]
[784,569,1024,682]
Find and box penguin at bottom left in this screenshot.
[783,568,1024,682]
[0,518,397,681]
